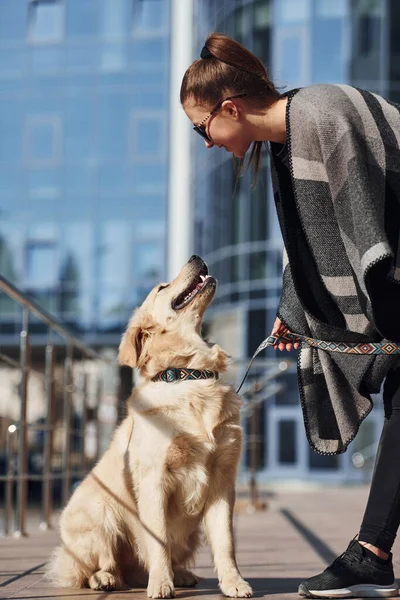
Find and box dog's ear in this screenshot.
[118,313,155,368]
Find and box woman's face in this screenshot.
[183,96,253,158]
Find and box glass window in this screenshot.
[0,100,23,165]
[25,239,59,290]
[66,0,98,37]
[312,12,348,82]
[0,223,25,285]
[129,38,167,63]
[130,111,166,161]
[274,26,308,87]
[132,0,169,37]
[135,241,164,281]
[63,222,94,327]
[278,420,296,464]
[276,0,310,24]
[25,116,62,166]
[27,0,64,44]
[99,221,131,286]
[100,0,129,38]
[0,233,18,281]
[0,2,26,41]
[98,93,132,160]
[64,95,95,162]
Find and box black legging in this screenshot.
[359,365,400,553]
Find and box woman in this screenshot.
[181,33,400,599]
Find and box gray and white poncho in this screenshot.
[270,84,400,456]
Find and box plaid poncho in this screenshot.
[271,84,400,455]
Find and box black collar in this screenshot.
[152,368,219,383]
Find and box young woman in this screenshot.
[181,33,400,599]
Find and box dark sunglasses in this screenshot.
[193,93,247,143]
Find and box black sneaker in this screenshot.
[298,540,398,598]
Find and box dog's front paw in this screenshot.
[219,574,253,598]
[174,568,199,587]
[88,570,118,591]
[147,571,176,598]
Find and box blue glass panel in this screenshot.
[0,48,27,76]
[66,0,99,37]
[28,119,57,162]
[0,167,23,212]
[134,240,164,280]
[100,42,128,72]
[100,0,130,38]
[98,92,132,159]
[276,0,310,24]
[63,222,94,328]
[23,168,61,218]
[281,34,302,85]
[0,222,22,283]
[99,221,131,285]
[312,20,346,82]
[0,99,23,164]
[131,114,165,158]
[28,0,64,43]
[64,43,99,71]
[25,223,60,290]
[132,0,169,32]
[97,164,135,195]
[0,1,26,40]
[130,89,166,110]
[63,165,98,198]
[131,163,167,194]
[64,94,96,161]
[129,39,167,64]
[31,45,62,74]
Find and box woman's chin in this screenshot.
[232,144,251,159]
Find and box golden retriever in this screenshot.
[47,255,252,598]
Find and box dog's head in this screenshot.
[118,255,228,378]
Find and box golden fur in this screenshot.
[47,257,252,598]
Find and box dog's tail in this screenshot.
[45,543,94,588]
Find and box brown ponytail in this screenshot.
[180,32,282,186]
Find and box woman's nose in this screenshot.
[204,139,214,149]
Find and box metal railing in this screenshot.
[0,275,113,537]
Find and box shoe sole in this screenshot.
[298,582,399,598]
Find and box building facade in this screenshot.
[0,0,170,347]
[192,0,394,481]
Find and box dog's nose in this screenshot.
[188,255,201,263]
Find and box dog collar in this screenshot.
[152,368,219,383]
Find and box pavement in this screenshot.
[2,485,400,600]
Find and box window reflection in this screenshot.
[132,0,169,36]
[66,0,98,38]
[28,0,64,44]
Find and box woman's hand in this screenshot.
[271,316,300,351]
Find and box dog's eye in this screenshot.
[157,284,169,294]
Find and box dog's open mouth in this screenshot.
[172,265,216,310]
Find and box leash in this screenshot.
[236,332,400,394]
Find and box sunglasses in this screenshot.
[193,93,247,143]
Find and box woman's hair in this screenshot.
[180,32,282,185]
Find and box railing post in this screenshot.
[4,424,17,535]
[40,343,54,530]
[14,309,30,537]
[80,370,88,476]
[62,345,73,506]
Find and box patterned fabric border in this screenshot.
[258,333,400,356]
[236,333,400,394]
